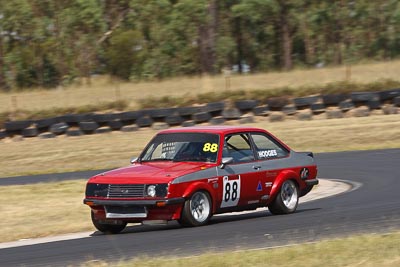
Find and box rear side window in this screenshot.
[251,133,289,159]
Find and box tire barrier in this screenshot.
[50,122,69,135]
[293,96,319,109]
[222,108,242,120]
[206,102,225,117]
[235,100,259,112]
[322,94,349,107]
[79,121,100,134]
[192,112,212,123]
[1,88,399,140]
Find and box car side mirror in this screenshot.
[220,157,233,169]
[130,157,138,164]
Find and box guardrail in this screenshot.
[1,89,399,140]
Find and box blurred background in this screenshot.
[1,0,400,89]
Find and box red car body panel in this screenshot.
[84,126,318,226]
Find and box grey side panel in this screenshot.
[258,152,315,171]
[171,168,219,184]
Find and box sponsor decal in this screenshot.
[208,177,219,183]
[256,181,263,191]
[248,200,259,204]
[265,182,273,187]
[300,167,310,179]
[258,149,278,158]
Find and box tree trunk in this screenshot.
[279,1,293,70]
[198,0,218,74]
[0,37,6,89]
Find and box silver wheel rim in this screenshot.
[281,181,298,210]
[190,192,210,223]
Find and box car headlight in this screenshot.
[147,185,156,197]
[145,184,168,197]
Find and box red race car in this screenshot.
[84,126,318,233]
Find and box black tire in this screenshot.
[209,116,225,125]
[379,88,400,102]
[267,97,290,111]
[206,102,225,114]
[136,116,153,128]
[35,118,57,131]
[0,131,7,139]
[79,121,99,133]
[149,108,175,120]
[50,122,69,135]
[4,120,32,132]
[350,92,379,103]
[66,129,83,137]
[91,211,127,234]
[165,114,184,126]
[367,99,382,110]
[192,112,211,123]
[268,180,299,215]
[235,100,259,111]
[221,108,242,120]
[22,127,39,138]
[310,103,326,114]
[282,105,297,115]
[293,96,320,108]
[339,100,355,111]
[322,94,349,106]
[178,106,204,117]
[253,105,269,116]
[179,191,212,227]
[108,120,124,130]
[394,96,400,107]
[120,111,140,122]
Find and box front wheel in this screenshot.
[179,191,212,227]
[268,180,299,215]
[91,210,127,234]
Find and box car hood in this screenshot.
[88,161,215,184]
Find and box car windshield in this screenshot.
[140,133,220,163]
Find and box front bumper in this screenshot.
[83,197,185,207]
[305,178,319,186]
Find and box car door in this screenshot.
[217,133,266,209]
[249,132,290,196]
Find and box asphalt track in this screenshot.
[1,149,399,266]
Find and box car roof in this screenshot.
[157,126,268,135]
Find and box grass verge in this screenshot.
[1,114,399,178]
[82,232,400,267]
[0,180,91,243]
[1,59,400,124]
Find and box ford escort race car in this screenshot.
[84,126,318,234]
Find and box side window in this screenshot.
[223,134,255,163]
[251,133,289,159]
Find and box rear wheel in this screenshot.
[268,180,299,215]
[179,191,212,227]
[91,210,127,234]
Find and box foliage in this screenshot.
[1,1,400,89]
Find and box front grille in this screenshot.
[107,184,145,198]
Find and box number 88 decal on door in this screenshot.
[220,175,241,208]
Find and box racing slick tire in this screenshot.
[91,211,127,234]
[268,180,299,215]
[179,191,212,227]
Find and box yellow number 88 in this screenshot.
[203,143,218,153]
